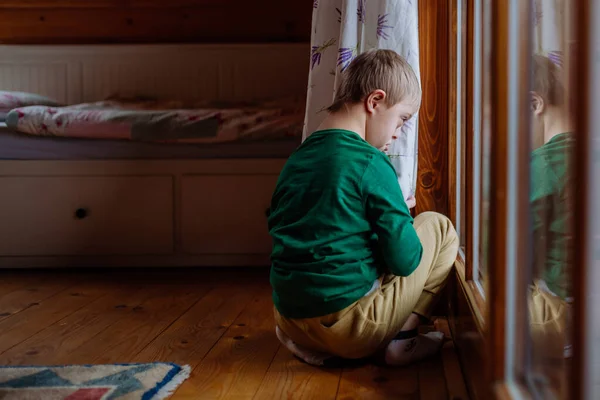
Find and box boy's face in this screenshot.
[364,90,417,151]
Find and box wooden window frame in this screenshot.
[448,0,487,333]
[488,1,593,398]
[447,2,489,397]
[449,0,534,395]
[486,0,532,394]
[448,0,592,398]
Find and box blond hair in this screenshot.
[532,54,565,106]
[327,49,421,113]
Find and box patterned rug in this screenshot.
[0,363,190,399]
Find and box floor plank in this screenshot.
[0,284,154,365]
[418,355,449,400]
[66,284,211,364]
[0,273,51,298]
[134,281,260,366]
[0,283,107,355]
[436,319,470,400]
[254,346,341,400]
[173,287,280,399]
[0,271,470,400]
[0,277,79,322]
[440,342,470,400]
[337,364,420,400]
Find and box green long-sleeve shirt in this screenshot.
[268,129,423,319]
[530,132,574,299]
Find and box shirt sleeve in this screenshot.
[362,155,423,277]
[529,153,556,278]
[530,154,555,229]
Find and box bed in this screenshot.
[0,43,307,268]
[0,123,300,160]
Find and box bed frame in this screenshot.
[0,43,308,268]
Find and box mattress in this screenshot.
[6,97,305,144]
[0,123,300,160]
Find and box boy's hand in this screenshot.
[405,195,416,209]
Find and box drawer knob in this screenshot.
[74,208,89,220]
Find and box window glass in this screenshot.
[527,0,574,396]
[586,1,600,397]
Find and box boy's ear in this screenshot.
[365,89,387,114]
[530,91,545,116]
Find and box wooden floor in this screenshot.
[0,268,469,400]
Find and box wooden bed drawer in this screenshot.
[0,176,174,256]
[181,175,278,255]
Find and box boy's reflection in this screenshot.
[529,54,574,359]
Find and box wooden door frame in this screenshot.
[416,0,451,216]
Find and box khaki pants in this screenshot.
[274,212,460,359]
[529,281,570,359]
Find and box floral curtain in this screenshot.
[304,0,420,201]
[533,0,566,66]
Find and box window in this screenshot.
[583,4,600,394]
[450,0,491,325]
[481,0,593,398]
[527,0,575,395]
[448,0,596,398]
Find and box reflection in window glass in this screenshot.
[456,0,467,256]
[459,125,467,254]
[587,1,600,396]
[479,0,491,290]
[472,0,483,286]
[471,0,490,291]
[528,0,574,396]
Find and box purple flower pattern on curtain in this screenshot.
[337,47,357,71]
[311,38,336,70]
[548,51,563,67]
[357,0,366,23]
[305,0,421,201]
[376,14,393,39]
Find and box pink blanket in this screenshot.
[5,98,304,143]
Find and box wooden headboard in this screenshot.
[0,43,309,104]
[0,1,311,44]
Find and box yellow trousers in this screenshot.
[529,281,570,359]
[274,212,460,359]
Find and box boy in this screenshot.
[267,50,459,367]
[529,54,574,359]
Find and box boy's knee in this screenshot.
[415,211,450,224]
[414,212,459,260]
[414,212,457,234]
